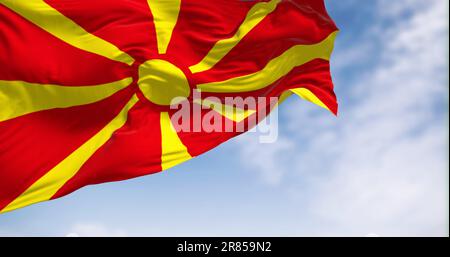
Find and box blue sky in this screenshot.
[0,0,448,236]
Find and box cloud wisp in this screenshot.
[66,223,127,237]
[235,0,449,236]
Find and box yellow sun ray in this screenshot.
[160,112,191,170]
[276,88,331,111]
[1,0,134,65]
[0,95,139,213]
[147,0,181,54]
[193,98,256,123]
[196,31,338,93]
[189,0,280,74]
[290,88,331,111]
[0,78,133,122]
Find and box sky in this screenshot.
[0,0,448,237]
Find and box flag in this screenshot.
[0,0,338,213]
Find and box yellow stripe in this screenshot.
[0,95,139,213]
[290,88,330,111]
[277,88,330,112]
[197,31,338,93]
[193,98,256,122]
[1,0,134,65]
[189,0,280,73]
[0,78,133,122]
[147,0,181,54]
[160,112,191,170]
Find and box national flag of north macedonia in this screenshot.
[0,0,338,213]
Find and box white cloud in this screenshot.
[236,133,294,185]
[66,223,127,237]
[236,0,449,236]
